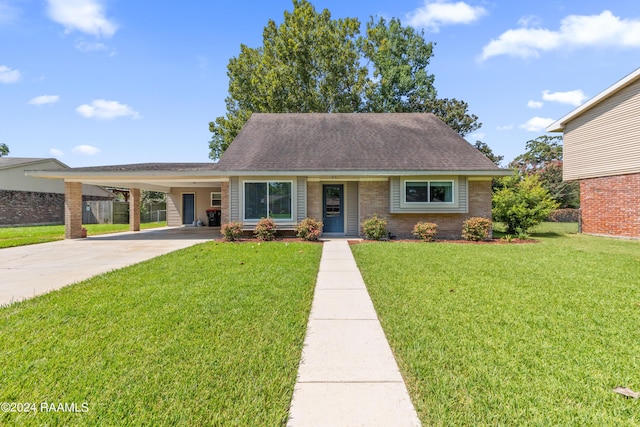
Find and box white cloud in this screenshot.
[0,0,20,23]
[497,124,513,131]
[542,89,587,106]
[46,0,117,38]
[407,0,487,32]
[49,148,64,157]
[520,117,555,132]
[0,65,21,83]
[480,10,640,60]
[527,100,543,108]
[76,99,141,120]
[28,95,60,106]
[72,145,101,155]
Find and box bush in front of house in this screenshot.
[221,221,243,241]
[492,174,559,235]
[412,222,438,242]
[462,217,492,241]
[362,214,388,240]
[296,217,323,241]
[254,217,276,241]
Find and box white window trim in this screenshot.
[210,191,222,208]
[402,179,456,207]
[241,179,296,224]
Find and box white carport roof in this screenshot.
[26,162,227,192]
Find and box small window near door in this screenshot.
[211,192,222,207]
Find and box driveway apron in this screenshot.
[0,227,216,306]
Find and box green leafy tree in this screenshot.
[209,0,482,159]
[508,135,579,208]
[209,0,366,159]
[358,16,436,113]
[0,143,9,157]
[492,174,559,235]
[474,140,503,166]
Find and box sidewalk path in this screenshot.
[287,239,421,426]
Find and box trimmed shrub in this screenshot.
[361,215,388,240]
[296,217,323,241]
[412,222,438,242]
[548,208,579,223]
[221,221,243,241]
[462,217,492,241]
[492,174,559,234]
[254,217,276,241]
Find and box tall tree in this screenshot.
[209,0,482,159]
[358,16,436,113]
[209,0,366,159]
[0,143,9,157]
[473,141,503,166]
[508,135,579,208]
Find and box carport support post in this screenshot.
[64,181,83,239]
[130,188,141,232]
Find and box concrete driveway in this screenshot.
[0,226,219,306]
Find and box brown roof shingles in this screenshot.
[216,113,502,172]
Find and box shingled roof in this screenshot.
[216,113,502,174]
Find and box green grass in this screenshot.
[0,222,167,249]
[0,241,322,426]
[351,225,640,426]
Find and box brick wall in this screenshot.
[306,181,322,221]
[358,179,493,239]
[0,190,112,227]
[580,173,640,239]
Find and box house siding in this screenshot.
[297,177,307,221]
[346,181,359,236]
[230,177,240,222]
[564,78,640,181]
[580,173,640,239]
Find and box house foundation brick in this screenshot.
[220,182,229,225]
[306,181,322,222]
[65,182,83,239]
[129,188,141,232]
[580,173,640,239]
[358,179,493,239]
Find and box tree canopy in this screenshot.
[208,0,481,159]
[508,135,579,209]
[473,141,503,166]
[0,143,9,157]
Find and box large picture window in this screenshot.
[405,181,453,203]
[244,181,292,220]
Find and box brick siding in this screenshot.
[359,179,493,239]
[580,173,640,239]
[0,190,112,227]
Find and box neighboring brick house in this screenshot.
[28,113,509,239]
[0,158,114,226]
[547,68,640,239]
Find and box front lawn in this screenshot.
[351,227,640,426]
[0,241,322,426]
[0,222,167,249]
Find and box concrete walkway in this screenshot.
[0,226,217,306]
[287,239,421,426]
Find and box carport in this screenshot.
[26,163,227,239]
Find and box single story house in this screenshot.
[28,113,509,239]
[547,68,640,239]
[0,157,114,226]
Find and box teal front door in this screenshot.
[323,184,344,233]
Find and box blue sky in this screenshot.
[1,0,639,167]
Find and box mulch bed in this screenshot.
[348,238,538,245]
